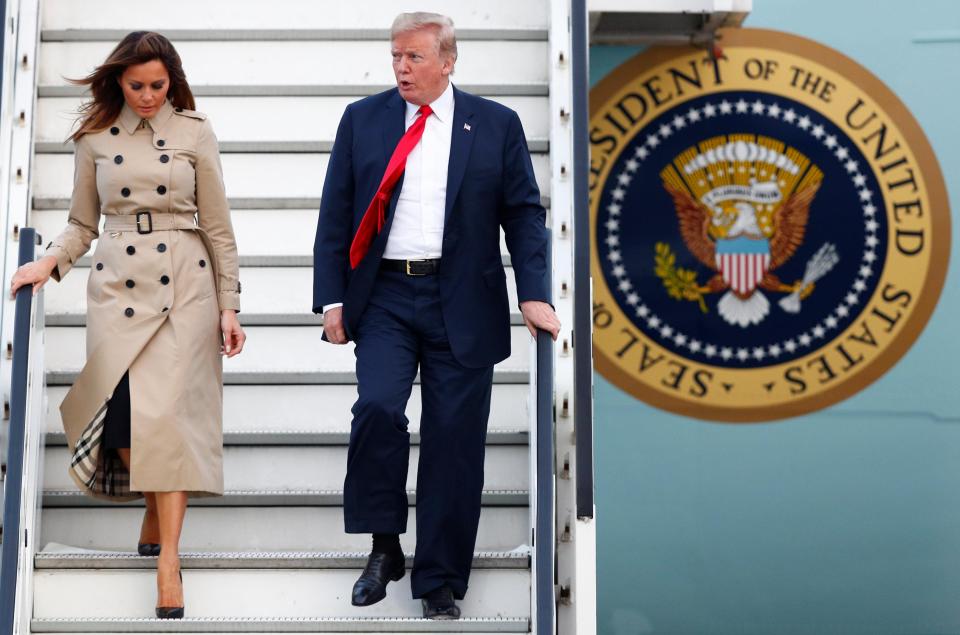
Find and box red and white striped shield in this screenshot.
[715,238,771,296]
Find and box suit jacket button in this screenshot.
[110,126,120,135]
[126,245,136,255]
[125,279,135,288]
[121,187,131,197]
[96,262,104,270]
[160,155,169,164]
[199,259,206,267]
[157,243,167,253]
[114,154,123,164]
[157,185,167,195]
[160,275,170,285]
[124,307,134,317]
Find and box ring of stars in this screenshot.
[602,97,882,365]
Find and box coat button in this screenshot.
[162,307,169,312]
[96,262,104,270]
[199,259,206,267]
[125,279,135,288]
[124,307,134,317]
[126,245,136,255]
[114,155,123,164]
[175,107,183,113]
[157,243,167,253]
[159,155,169,164]
[157,185,167,195]
[160,275,170,285]
[110,127,120,135]
[121,187,131,197]
[157,139,166,147]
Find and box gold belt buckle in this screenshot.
[406,260,427,276]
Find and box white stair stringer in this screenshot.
[28,1,556,632]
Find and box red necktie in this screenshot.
[349,104,433,269]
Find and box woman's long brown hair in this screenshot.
[69,31,195,142]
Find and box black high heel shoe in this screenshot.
[155,571,184,619]
[138,543,161,557]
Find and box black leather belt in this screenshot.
[380,258,440,276]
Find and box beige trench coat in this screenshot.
[46,99,240,501]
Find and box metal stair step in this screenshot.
[41,29,548,42]
[45,370,530,386]
[33,152,551,200]
[45,326,533,378]
[45,429,528,447]
[39,41,547,88]
[41,489,530,508]
[44,384,531,438]
[40,506,529,553]
[36,139,549,154]
[42,445,530,492]
[31,618,529,633]
[45,313,523,327]
[35,549,528,570]
[41,0,548,31]
[32,569,530,620]
[32,196,551,210]
[38,84,549,98]
[33,207,516,262]
[37,95,548,145]
[42,265,520,324]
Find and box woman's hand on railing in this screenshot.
[9,255,57,298]
[220,310,246,358]
[520,300,561,341]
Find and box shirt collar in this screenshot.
[404,81,454,125]
[118,99,175,135]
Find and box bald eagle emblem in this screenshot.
[656,134,838,327]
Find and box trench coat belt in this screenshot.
[102,211,223,302]
[102,211,197,234]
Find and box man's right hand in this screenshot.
[323,306,349,344]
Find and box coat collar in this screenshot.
[118,99,175,135]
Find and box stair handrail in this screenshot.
[530,231,556,634]
[533,328,556,633]
[0,227,46,635]
[570,0,594,523]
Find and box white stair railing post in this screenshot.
[1,0,40,484]
[550,0,597,633]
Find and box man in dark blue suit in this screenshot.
[313,12,560,619]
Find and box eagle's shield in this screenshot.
[715,237,771,297]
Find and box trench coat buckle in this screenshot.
[136,211,153,234]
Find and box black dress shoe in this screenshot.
[351,551,405,606]
[422,585,461,620]
[138,543,161,557]
[155,571,184,619]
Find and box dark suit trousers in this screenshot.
[344,269,494,599]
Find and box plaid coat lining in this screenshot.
[69,403,131,498]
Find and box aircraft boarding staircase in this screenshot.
[0,1,595,634]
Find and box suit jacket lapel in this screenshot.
[382,90,407,224]
[445,86,476,225]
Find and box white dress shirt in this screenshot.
[383,81,454,260]
[324,82,455,315]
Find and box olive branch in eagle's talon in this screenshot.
[654,242,709,314]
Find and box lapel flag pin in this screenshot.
[464,123,471,131]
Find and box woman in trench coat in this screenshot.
[10,32,244,617]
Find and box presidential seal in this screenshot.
[590,28,950,422]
